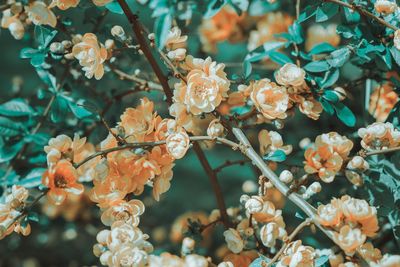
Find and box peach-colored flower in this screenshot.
[374,0,398,14]
[223,228,244,254]
[315,132,353,159]
[72,33,107,80]
[42,159,84,205]
[248,12,293,51]
[258,129,292,156]
[304,145,343,183]
[101,199,145,226]
[152,163,174,201]
[166,128,190,159]
[119,98,158,142]
[44,134,87,167]
[199,6,246,53]
[25,1,57,27]
[50,0,80,10]
[223,251,258,267]
[317,198,343,227]
[369,84,399,122]
[278,240,315,267]
[275,63,306,87]
[165,27,187,61]
[173,56,230,115]
[305,24,340,51]
[1,10,24,40]
[109,245,148,267]
[107,221,152,252]
[290,94,323,120]
[92,0,113,6]
[250,79,289,120]
[395,30,400,50]
[357,242,382,264]
[358,122,400,150]
[333,225,366,256]
[41,192,89,221]
[260,222,286,248]
[345,156,369,186]
[371,254,400,267]
[341,195,379,237]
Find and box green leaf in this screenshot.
[304,61,330,72]
[298,5,317,22]
[327,47,351,67]
[50,96,69,123]
[0,99,33,117]
[316,3,338,22]
[263,150,287,162]
[320,98,335,115]
[288,21,303,44]
[67,100,93,119]
[323,90,339,103]
[30,52,46,67]
[155,12,172,49]
[0,116,26,137]
[105,1,123,14]
[34,25,57,48]
[248,0,279,16]
[17,168,46,188]
[343,6,360,23]
[20,47,39,59]
[333,102,356,127]
[0,141,24,163]
[308,42,336,55]
[390,46,400,67]
[269,51,293,65]
[320,69,339,88]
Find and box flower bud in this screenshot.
[307,182,321,194]
[62,40,73,49]
[50,42,65,54]
[105,39,115,50]
[245,196,264,214]
[279,170,293,184]
[111,25,126,40]
[148,33,155,40]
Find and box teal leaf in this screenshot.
[316,3,338,22]
[308,42,336,55]
[204,0,227,18]
[0,141,24,163]
[304,61,330,72]
[323,90,339,103]
[50,96,69,123]
[288,21,303,44]
[0,99,33,117]
[17,168,46,188]
[0,117,26,137]
[269,51,293,65]
[333,102,356,127]
[20,47,39,59]
[315,255,330,267]
[250,255,270,267]
[67,100,93,119]
[105,1,123,14]
[327,47,351,67]
[320,98,335,115]
[263,150,287,162]
[30,53,46,67]
[390,46,400,67]
[34,25,57,48]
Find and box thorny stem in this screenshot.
[116,0,231,228]
[267,218,312,266]
[325,0,399,31]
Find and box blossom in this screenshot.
[101,199,145,226]
[275,63,306,87]
[305,24,340,51]
[295,95,323,120]
[44,134,87,167]
[304,145,343,183]
[50,0,80,10]
[244,196,264,214]
[119,98,158,142]
[165,27,187,61]
[185,254,209,267]
[250,79,289,120]
[172,56,230,115]
[260,222,284,248]
[199,6,246,53]
[369,84,399,122]
[248,12,293,51]
[315,132,353,159]
[345,156,369,186]
[333,226,366,256]
[371,254,400,267]
[207,119,225,138]
[317,198,343,227]
[42,160,84,205]
[223,228,244,253]
[357,242,382,264]
[148,252,185,267]
[107,221,152,251]
[166,128,190,159]
[258,129,292,156]
[279,170,293,184]
[109,245,148,267]
[358,122,400,150]
[1,10,24,40]
[374,0,398,14]
[395,30,400,50]
[25,1,57,27]
[340,195,379,237]
[277,240,315,267]
[72,33,108,80]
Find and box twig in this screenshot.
[74,135,239,169]
[365,146,400,156]
[325,0,398,31]
[268,218,312,266]
[109,65,164,91]
[213,159,251,173]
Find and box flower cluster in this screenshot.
[275,240,316,267]
[304,132,353,183]
[170,56,230,133]
[358,122,400,150]
[317,195,379,255]
[0,186,30,239]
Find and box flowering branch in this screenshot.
[325,0,399,31]
[116,0,232,227]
